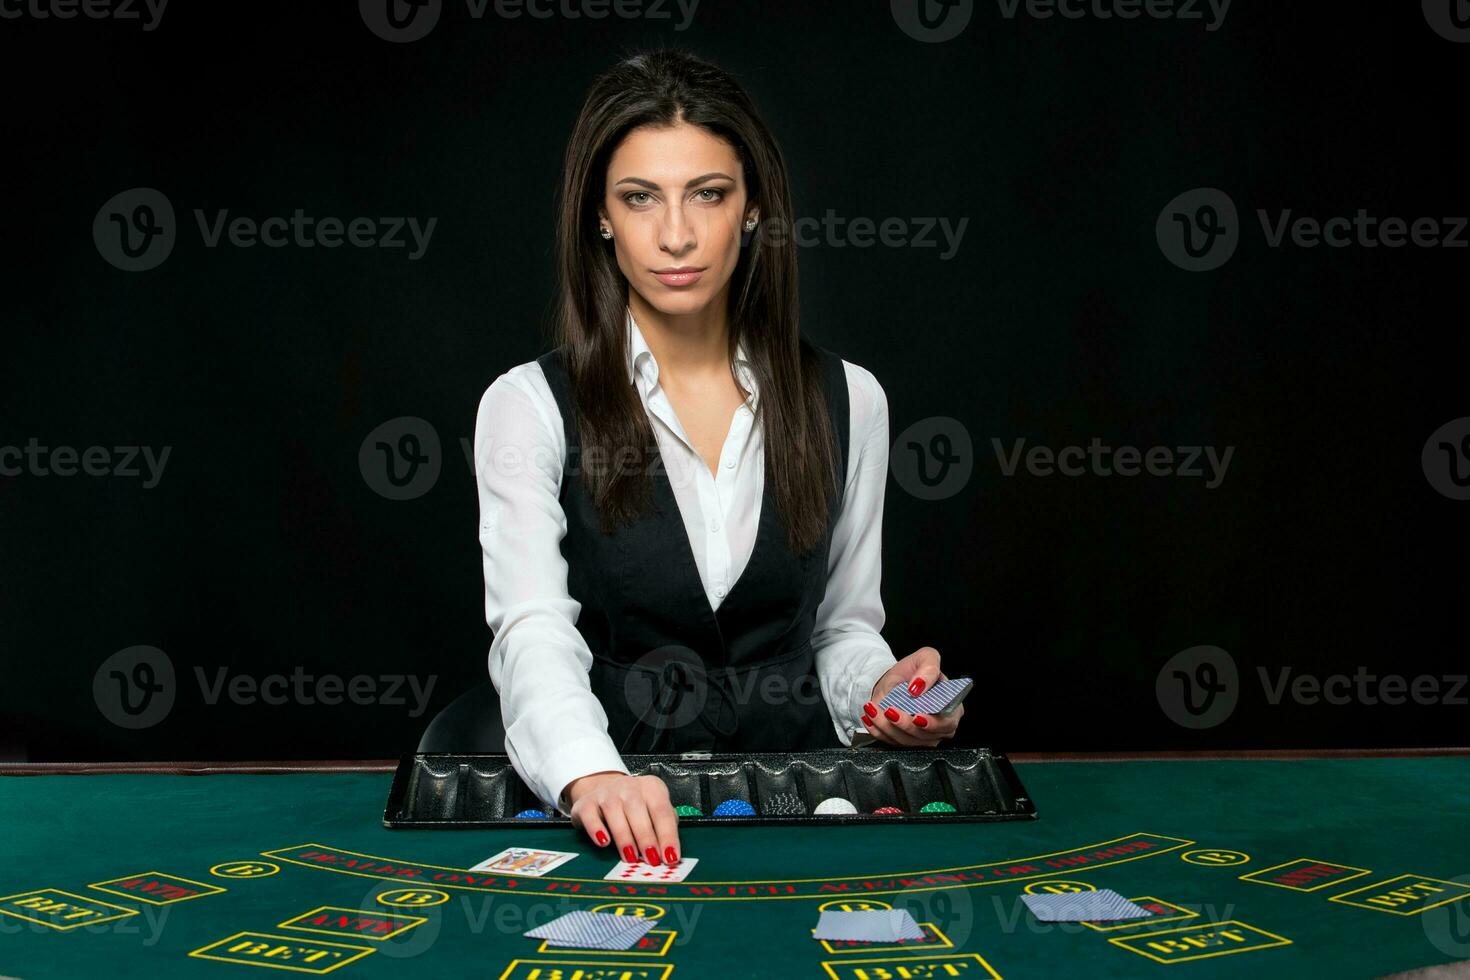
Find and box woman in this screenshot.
[471,48,964,870]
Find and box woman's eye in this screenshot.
[695,188,725,202]
[624,192,652,206]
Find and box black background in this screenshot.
[1,1,1464,761]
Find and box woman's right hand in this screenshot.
[565,771,681,867]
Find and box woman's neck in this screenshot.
[628,291,733,383]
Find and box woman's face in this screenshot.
[599,121,756,319]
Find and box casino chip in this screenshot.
[514,809,549,819]
[675,805,703,816]
[814,797,858,815]
[873,806,905,815]
[765,792,807,816]
[920,801,957,813]
[713,799,757,817]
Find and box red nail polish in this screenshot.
[909,677,926,697]
[913,714,929,728]
[645,847,661,866]
[884,707,901,723]
[862,714,873,726]
[623,845,637,863]
[863,702,877,718]
[596,830,609,846]
[664,846,677,865]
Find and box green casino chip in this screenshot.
[920,801,957,813]
[675,805,703,816]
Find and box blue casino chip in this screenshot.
[712,798,756,817]
[514,809,550,819]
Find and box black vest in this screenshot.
[536,343,850,755]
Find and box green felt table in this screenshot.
[3,754,1469,979]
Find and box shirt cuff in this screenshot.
[825,647,898,746]
[530,735,630,817]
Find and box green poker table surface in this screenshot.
[3,751,1468,979]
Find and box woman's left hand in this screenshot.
[861,646,963,746]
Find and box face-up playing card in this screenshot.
[877,677,973,716]
[603,857,699,882]
[472,846,578,877]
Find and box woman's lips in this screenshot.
[653,269,704,287]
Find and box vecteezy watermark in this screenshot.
[1422,417,1470,501]
[1258,667,1468,708]
[1158,648,1470,730]
[621,646,822,740]
[892,0,1229,40]
[1158,187,1468,271]
[0,0,169,31]
[0,439,171,488]
[361,417,443,501]
[94,645,177,730]
[890,416,975,501]
[994,0,1231,31]
[752,212,970,261]
[1423,0,1470,42]
[993,438,1234,489]
[359,0,700,43]
[94,188,437,271]
[196,667,438,718]
[93,646,438,728]
[1422,873,1470,958]
[1156,645,1239,729]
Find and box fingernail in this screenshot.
[862,715,873,726]
[908,678,926,696]
[913,714,929,728]
[645,847,661,866]
[623,845,637,863]
[884,707,901,723]
[863,702,877,718]
[596,830,609,846]
[664,846,678,865]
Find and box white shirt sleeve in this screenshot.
[812,360,900,744]
[474,365,629,812]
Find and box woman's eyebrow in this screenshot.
[613,172,735,190]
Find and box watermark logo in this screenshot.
[1156,645,1238,729]
[1423,873,1470,957]
[624,647,711,737]
[1423,0,1470,42]
[994,438,1233,489]
[752,212,970,261]
[94,189,437,270]
[94,188,176,272]
[892,0,974,42]
[997,0,1231,31]
[1422,417,1470,501]
[360,0,443,42]
[0,0,168,30]
[361,0,698,42]
[0,439,172,488]
[93,645,176,729]
[1157,188,1238,271]
[360,416,442,500]
[891,416,974,501]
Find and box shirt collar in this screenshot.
[625,307,757,412]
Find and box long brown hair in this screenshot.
[551,47,840,557]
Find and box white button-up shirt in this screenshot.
[473,308,898,809]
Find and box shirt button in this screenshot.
[710,519,720,532]
[724,459,735,468]
[714,586,726,598]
